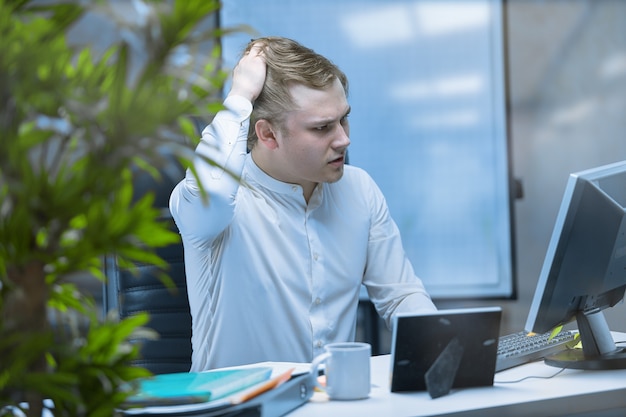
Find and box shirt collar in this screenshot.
[243,155,324,206]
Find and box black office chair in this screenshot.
[103,226,191,374]
[102,148,194,375]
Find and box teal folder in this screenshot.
[124,367,273,406]
[119,372,315,416]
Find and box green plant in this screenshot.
[0,0,242,415]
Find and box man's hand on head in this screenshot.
[228,44,267,103]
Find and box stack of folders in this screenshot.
[118,362,315,417]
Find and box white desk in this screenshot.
[290,343,626,416]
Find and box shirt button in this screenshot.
[291,185,298,192]
[315,297,321,305]
[313,253,319,261]
[316,340,323,348]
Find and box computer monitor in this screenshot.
[525,160,626,370]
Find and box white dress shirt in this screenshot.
[170,95,436,371]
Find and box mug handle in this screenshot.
[310,351,331,390]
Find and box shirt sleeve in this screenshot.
[361,175,437,329]
[169,95,252,250]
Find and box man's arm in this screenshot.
[169,45,266,249]
[361,173,437,328]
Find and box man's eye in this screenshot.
[314,125,328,131]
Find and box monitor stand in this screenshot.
[545,311,626,370]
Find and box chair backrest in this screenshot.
[102,154,192,374]
[103,224,191,374]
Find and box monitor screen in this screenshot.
[525,160,626,370]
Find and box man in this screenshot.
[170,37,436,371]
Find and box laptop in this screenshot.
[389,307,501,398]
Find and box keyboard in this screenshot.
[496,329,578,372]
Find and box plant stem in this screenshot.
[5,261,49,417]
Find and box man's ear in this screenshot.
[255,119,279,150]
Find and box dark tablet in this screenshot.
[390,307,502,396]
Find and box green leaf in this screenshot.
[548,325,563,341]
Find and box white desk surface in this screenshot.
[290,336,626,417]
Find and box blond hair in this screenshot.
[244,37,348,150]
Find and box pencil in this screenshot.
[230,368,295,404]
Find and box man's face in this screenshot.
[271,78,351,195]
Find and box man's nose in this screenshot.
[335,126,350,149]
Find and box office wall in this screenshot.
[433,0,626,341]
[508,0,626,332]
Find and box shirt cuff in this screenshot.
[223,94,253,121]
